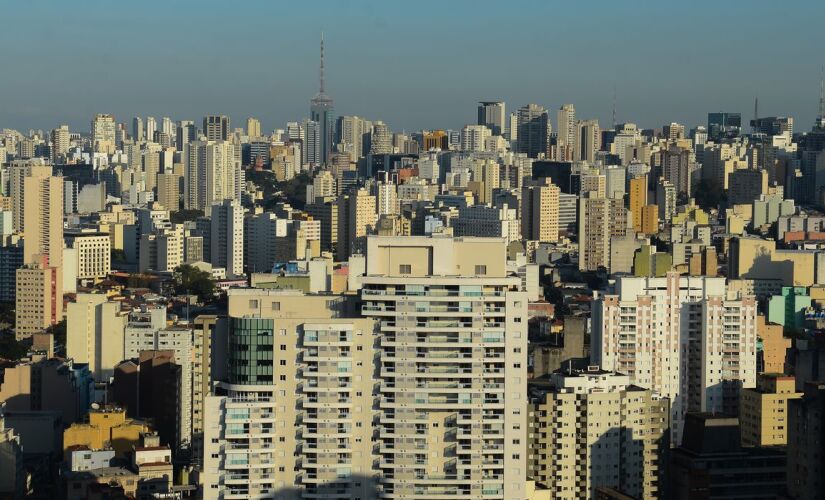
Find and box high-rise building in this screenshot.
[521,180,560,243]
[517,104,550,158]
[132,117,144,142]
[577,119,600,163]
[668,413,787,499]
[10,159,51,232]
[707,112,742,141]
[91,114,116,154]
[336,187,376,260]
[65,231,111,280]
[369,121,392,155]
[23,171,63,285]
[528,369,669,499]
[183,141,241,210]
[203,236,528,499]
[156,171,182,212]
[578,193,627,271]
[477,101,506,136]
[423,130,449,151]
[210,199,244,278]
[309,35,335,165]
[336,115,371,159]
[66,293,128,380]
[50,125,70,163]
[593,273,757,444]
[161,117,173,137]
[15,257,60,340]
[203,115,230,142]
[176,120,196,147]
[146,117,157,143]
[246,117,261,139]
[662,146,695,196]
[460,124,491,152]
[740,373,801,447]
[629,175,648,233]
[303,119,321,167]
[556,104,576,161]
[786,382,825,499]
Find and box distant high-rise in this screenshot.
[176,120,196,147]
[310,34,335,165]
[50,125,70,163]
[91,114,116,154]
[577,119,600,163]
[477,101,506,136]
[517,104,550,158]
[161,117,173,137]
[132,117,144,141]
[369,121,392,155]
[246,117,261,138]
[210,199,244,278]
[707,112,741,141]
[203,115,230,142]
[146,117,157,143]
[556,104,576,161]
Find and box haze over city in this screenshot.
[3,0,825,132]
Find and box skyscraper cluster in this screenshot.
[2,35,825,500]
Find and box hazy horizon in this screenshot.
[2,0,824,135]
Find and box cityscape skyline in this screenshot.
[3,0,825,133]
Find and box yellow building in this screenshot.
[64,406,151,458]
[671,202,709,226]
[629,175,647,233]
[729,237,815,287]
[757,316,791,374]
[740,374,801,447]
[641,204,659,235]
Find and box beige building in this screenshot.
[740,373,801,447]
[579,193,628,271]
[528,370,668,499]
[15,258,60,340]
[336,187,376,260]
[204,236,529,499]
[92,114,117,154]
[10,159,51,232]
[729,236,815,287]
[66,293,128,380]
[156,171,182,212]
[522,180,560,243]
[23,173,63,269]
[65,231,111,280]
[594,273,757,445]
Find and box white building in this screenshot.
[210,200,244,278]
[592,273,757,444]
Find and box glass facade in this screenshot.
[228,317,274,385]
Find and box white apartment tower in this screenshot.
[592,273,757,444]
[210,199,244,278]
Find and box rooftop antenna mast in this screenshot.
[319,33,325,94]
[611,83,617,129]
[819,67,825,122]
[752,96,758,134]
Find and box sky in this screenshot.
[1,0,824,135]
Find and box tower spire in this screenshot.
[319,33,325,95]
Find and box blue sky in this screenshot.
[1,0,823,135]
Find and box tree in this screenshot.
[173,264,216,302]
[0,332,27,361]
[46,319,67,348]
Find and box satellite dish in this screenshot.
[91,403,100,410]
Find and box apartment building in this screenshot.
[203,236,529,499]
[528,369,669,499]
[739,373,801,447]
[593,273,757,444]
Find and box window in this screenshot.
[249,299,259,309]
[271,301,281,311]
[475,265,487,275]
[399,264,412,274]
